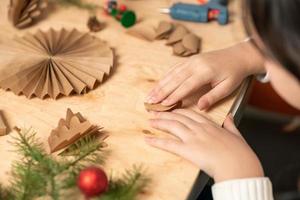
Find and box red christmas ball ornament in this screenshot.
[77,167,109,198]
[119,4,127,12]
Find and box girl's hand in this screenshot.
[145,109,264,182]
[146,41,265,110]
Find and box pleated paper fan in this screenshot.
[8,0,48,29]
[0,28,114,99]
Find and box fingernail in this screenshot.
[161,99,169,105]
[145,94,153,102]
[149,119,157,127]
[198,101,208,110]
[148,97,156,103]
[144,137,155,143]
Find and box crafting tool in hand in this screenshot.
[160,0,229,25]
[105,0,136,28]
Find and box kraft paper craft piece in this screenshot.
[0,28,114,99]
[166,25,189,45]
[155,21,174,39]
[8,0,48,29]
[155,21,201,57]
[127,22,156,41]
[0,111,7,136]
[144,101,182,112]
[48,108,104,153]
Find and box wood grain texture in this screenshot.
[0,0,246,199]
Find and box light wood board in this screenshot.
[0,0,246,199]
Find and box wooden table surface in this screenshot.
[0,0,246,199]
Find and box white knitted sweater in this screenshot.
[212,177,274,200]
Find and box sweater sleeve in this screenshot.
[212,177,274,200]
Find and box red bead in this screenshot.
[198,0,208,5]
[119,4,127,12]
[208,9,220,20]
[77,167,108,198]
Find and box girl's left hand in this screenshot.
[145,109,264,183]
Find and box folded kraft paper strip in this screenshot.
[0,28,114,99]
[144,101,182,112]
[48,108,106,153]
[8,0,48,28]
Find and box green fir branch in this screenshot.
[97,165,149,200]
[0,184,14,200]
[0,128,149,200]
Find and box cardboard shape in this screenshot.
[0,28,114,99]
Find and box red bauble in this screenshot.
[77,167,109,198]
[119,4,127,12]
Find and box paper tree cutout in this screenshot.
[48,108,104,153]
[0,28,114,99]
[8,0,48,28]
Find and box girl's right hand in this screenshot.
[146,41,265,110]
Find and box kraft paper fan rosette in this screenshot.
[0,28,114,99]
[8,0,48,28]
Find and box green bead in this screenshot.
[120,11,136,28]
[110,8,118,16]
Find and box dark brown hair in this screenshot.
[243,0,300,80]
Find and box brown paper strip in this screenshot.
[144,101,182,112]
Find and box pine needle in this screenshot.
[0,128,149,200]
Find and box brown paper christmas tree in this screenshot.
[48,108,104,153]
[0,28,114,99]
[8,0,48,28]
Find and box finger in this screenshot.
[144,137,183,156]
[146,62,184,100]
[147,64,191,103]
[161,75,210,106]
[197,80,235,110]
[153,112,202,131]
[150,119,192,141]
[223,114,242,136]
[173,109,215,125]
